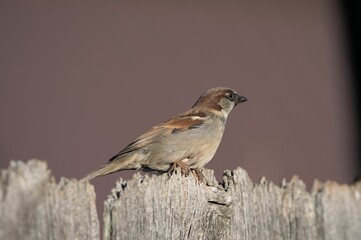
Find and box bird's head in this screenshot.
[192,87,247,118]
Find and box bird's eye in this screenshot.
[226,93,235,101]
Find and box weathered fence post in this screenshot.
[1,160,360,240]
[0,160,99,240]
[104,169,361,240]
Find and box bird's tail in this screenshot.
[80,163,120,182]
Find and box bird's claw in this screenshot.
[168,160,191,177]
[191,168,212,185]
[191,168,205,182]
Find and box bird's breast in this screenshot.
[144,116,226,170]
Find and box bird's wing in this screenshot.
[108,111,207,162]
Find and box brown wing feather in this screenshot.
[109,113,207,162]
[164,117,204,132]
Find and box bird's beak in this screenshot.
[235,95,248,105]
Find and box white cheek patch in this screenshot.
[181,158,189,163]
[220,100,235,118]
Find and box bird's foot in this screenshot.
[168,160,191,176]
[191,168,205,182]
[191,168,211,185]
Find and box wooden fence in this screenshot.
[1,160,360,240]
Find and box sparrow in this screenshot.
[80,87,247,182]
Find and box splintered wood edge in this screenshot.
[104,165,361,206]
[0,159,100,240]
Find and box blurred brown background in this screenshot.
[1,0,360,221]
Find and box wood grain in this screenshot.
[104,168,361,240]
[0,160,99,240]
[1,160,360,240]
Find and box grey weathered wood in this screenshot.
[0,160,99,240]
[314,180,361,240]
[1,160,360,240]
[104,168,361,240]
[103,170,230,240]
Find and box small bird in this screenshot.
[80,87,247,182]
